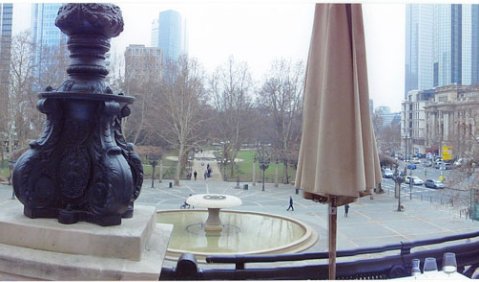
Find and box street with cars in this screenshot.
[380,159,473,209]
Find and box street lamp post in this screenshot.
[409,169,413,200]
[404,135,412,199]
[393,164,405,212]
[274,158,279,187]
[260,161,269,191]
[252,157,257,186]
[158,155,163,183]
[149,159,158,188]
[256,146,271,192]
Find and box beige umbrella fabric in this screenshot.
[295,3,381,279]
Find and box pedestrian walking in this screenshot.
[345,204,350,217]
[193,170,197,181]
[286,196,294,211]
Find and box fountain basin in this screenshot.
[156,209,318,262]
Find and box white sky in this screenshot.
[11,1,405,112]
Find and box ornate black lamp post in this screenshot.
[12,4,143,226]
[256,146,271,192]
[392,164,405,212]
[149,155,160,188]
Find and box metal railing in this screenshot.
[160,230,479,280]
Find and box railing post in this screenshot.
[176,253,200,280]
[236,262,245,270]
[400,242,412,255]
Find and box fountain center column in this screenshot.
[187,194,242,233]
[204,208,222,232]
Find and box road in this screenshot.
[380,171,471,212]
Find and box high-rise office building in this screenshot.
[405,4,479,96]
[124,44,163,82]
[405,4,434,94]
[31,3,67,89]
[151,9,187,63]
[0,3,12,86]
[0,3,13,125]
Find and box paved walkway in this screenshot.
[1,173,478,267]
[190,150,223,181]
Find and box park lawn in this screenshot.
[0,160,10,181]
[142,151,179,178]
[222,149,296,183]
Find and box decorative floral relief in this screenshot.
[59,146,90,199]
[55,4,123,38]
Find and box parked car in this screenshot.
[411,158,421,164]
[382,168,394,178]
[439,163,453,170]
[435,161,445,169]
[405,176,424,185]
[422,160,433,167]
[407,163,417,170]
[424,179,445,189]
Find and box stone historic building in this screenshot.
[402,85,479,159]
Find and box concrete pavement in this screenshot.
[1,152,478,266]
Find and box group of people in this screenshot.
[192,163,213,181]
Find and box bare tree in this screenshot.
[257,58,304,183]
[0,32,11,161]
[34,44,69,91]
[156,55,207,186]
[8,31,37,150]
[210,56,254,178]
[122,46,162,145]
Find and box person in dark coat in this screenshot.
[287,196,294,211]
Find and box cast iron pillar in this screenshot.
[12,3,143,226]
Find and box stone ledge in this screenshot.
[0,223,173,280]
[0,201,156,261]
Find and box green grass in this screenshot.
[219,149,296,183]
[0,160,11,181]
[142,150,180,179]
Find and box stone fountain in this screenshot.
[157,189,318,262]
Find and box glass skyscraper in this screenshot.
[31,3,67,89]
[0,3,13,122]
[151,9,187,63]
[0,3,12,84]
[405,4,479,96]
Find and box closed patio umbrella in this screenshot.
[295,3,381,280]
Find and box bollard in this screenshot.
[169,182,173,188]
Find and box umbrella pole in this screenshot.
[328,196,337,280]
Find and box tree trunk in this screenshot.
[283,160,290,184]
[174,143,184,186]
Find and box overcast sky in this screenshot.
[11,1,405,112]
